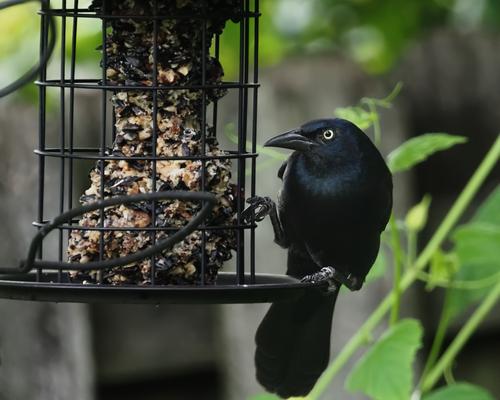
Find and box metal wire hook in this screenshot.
[7,191,217,273]
[0,0,56,97]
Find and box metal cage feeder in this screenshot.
[0,0,327,304]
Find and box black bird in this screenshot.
[243,118,392,398]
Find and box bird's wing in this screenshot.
[277,161,288,180]
[376,167,393,233]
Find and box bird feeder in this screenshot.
[0,0,326,304]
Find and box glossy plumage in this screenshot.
[253,118,392,398]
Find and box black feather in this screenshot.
[256,250,338,398]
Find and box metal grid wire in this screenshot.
[0,0,326,303]
[32,0,259,281]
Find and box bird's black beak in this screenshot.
[264,129,316,152]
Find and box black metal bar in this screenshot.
[211,34,220,138]
[111,101,117,142]
[36,0,50,282]
[200,13,208,285]
[34,148,258,161]
[242,0,251,282]
[57,0,67,283]
[98,0,107,283]
[236,0,247,285]
[68,0,78,211]
[36,79,259,91]
[150,0,159,285]
[39,9,260,20]
[33,221,256,232]
[250,0,259,284]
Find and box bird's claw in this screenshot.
[301,267,339,293]
[301,266,362,292]
[341,272,362,291]
[241,196,275,223]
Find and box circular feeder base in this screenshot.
[0,272,328,304]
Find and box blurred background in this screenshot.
[1,0,500,399]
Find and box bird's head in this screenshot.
[264,118,363,154]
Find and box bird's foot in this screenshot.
[301,267,339,293]
[241,196,275,223]
[301,266,362,292]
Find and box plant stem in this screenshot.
[419,288,452,388]
[307,292,396,400]
[367,101,382,146]
[421,278,500,392]
[443,364,456,385]
[389,215,404,326]
[407,229,417,269]
[307,134,500,400]
[415,270,500,290]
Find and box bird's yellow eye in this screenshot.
[323,129,335,140]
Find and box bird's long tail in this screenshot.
[254,283,338,398]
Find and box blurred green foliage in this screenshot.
[448,188,500,318]
[258,0,500,73]
[0,2,40,101]
[2,0,500,102]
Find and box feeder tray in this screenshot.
[0,273,327,304]
[0,0,328,304]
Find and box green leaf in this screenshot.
[405,194,432,232]
[334,82,402,131]
[247,394,281,400]
[426,249,459,291]
[345,319,423,400]
[447,187,500,318]
[423,383,495,400]
[448,223,500,318]
[334,106,376,130]
[360,81,403,109]
[365,248,387,284]
[472,186,500,226]
[387,134,467,173]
